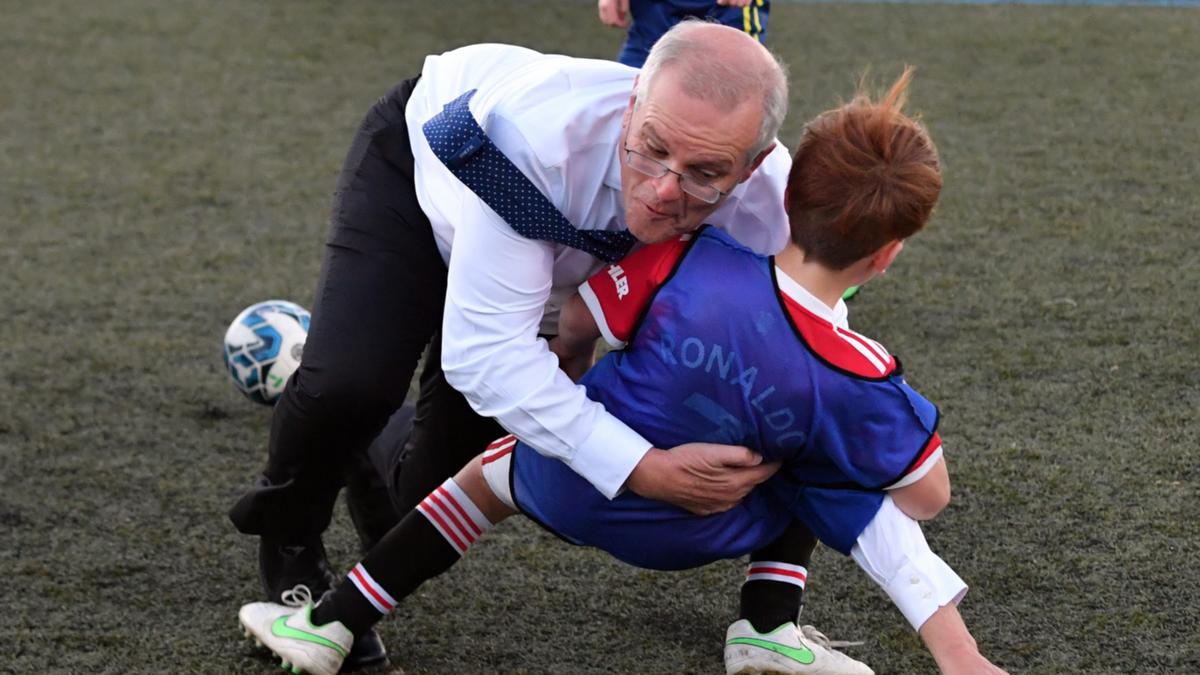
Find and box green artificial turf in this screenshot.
[1,1,1196,673]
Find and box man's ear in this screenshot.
[622,76,639,130]
[740,142,776,183]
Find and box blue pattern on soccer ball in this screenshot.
[243,319,282,362]
[222,300,311,406]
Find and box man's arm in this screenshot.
[624,446,776,515]
[441,213,776,510]
[441,212,645,500]
[549,292,600,382]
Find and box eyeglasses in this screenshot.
[622,131,729,205]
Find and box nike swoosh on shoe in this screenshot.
[726,636,816,665]
[271,616,348,657]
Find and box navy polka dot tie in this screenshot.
[422,89,637,263]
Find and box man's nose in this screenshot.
[652,170,684,202]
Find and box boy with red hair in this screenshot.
[238,71,1006,675]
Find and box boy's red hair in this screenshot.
[786,68,941,270]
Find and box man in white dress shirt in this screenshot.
[229,21,865,672]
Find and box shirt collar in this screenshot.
[604,138,623,191]
[774,266,850,329]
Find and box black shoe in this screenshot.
[258,538,338,602]
[343,628,389,671]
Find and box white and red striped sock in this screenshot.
[324,477,494,634]
[739,560,809,632]
[347,562,397,615]
[745,561,808,589]
[415,477,493,556]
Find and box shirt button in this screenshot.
[910,576,920,585]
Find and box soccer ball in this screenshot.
[222,300,311,405]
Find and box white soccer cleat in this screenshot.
[725,619,874,675]
[239,598,352,675]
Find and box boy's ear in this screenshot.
[874,239,905,275]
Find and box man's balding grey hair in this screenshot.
[634,20,788,159]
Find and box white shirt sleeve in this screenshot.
[439,201,652,499]
[850,496,968,631]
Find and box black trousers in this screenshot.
[228,77,502,547]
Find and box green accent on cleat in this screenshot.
[727,636,816,665]
[270,615,348,657]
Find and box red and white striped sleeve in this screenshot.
[577,234,691,349]
[884,432,945,490]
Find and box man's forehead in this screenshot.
[638,122,735,167]
[639,70,759,132]
[632,99,759,163]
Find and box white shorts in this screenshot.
[481,435,517,510]
[851,495,969,631]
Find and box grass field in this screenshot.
[2,1,1198,673]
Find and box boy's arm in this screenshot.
[888,457,950,521]
[549,293,601,382]
[919,604,1009,675]
[852,497,1007,674]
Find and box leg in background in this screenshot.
[229,77,438,671]
[387,331,506,517]
[228,78,443,591]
